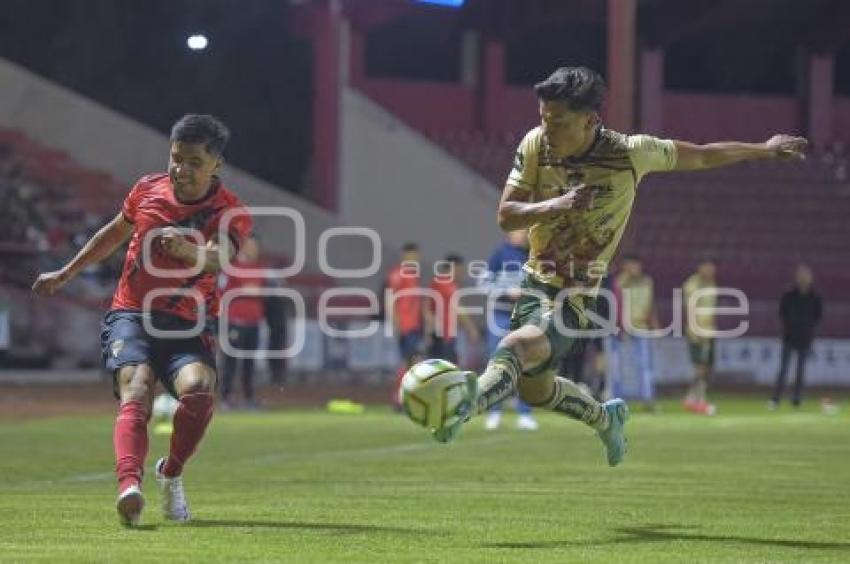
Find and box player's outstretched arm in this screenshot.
[673,135,808,171]
[32,212,133,296]
[497,184,594,231]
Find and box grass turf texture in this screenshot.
[1,398,849,563]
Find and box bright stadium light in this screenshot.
[416,0,465,7]
[186,34,209,51]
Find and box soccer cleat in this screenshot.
[597,399,629,467]
[484,411,502,431]
[116,484,144,527]
[516,414,539,431]
[696,401,717,416]
[431,371,477,444]
[684,400,715,415]
[154,458,191,522]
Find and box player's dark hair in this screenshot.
[402,242,419,252]
[170,114,230,157]
[444,253,464,264]
[622,253,641,263]
[534,66,606,113]
[434,253,463,277]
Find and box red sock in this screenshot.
[162,392,214,478]
[113,400,150,492]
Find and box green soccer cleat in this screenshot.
[597,398,630,467]
[431,371,478,444]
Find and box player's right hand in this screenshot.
[553,184,595,212]
[31,270,71,296]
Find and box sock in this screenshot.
[161,392,214,478]
[685,377,704,402]
[540,376,609,431]
[697,378,708,403]
[475,347,523,415]
[113,400,150,492]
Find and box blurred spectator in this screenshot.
[769,264,823,409]
[220,236,264,410]
[562,274,611,401]
[609,255,658,411]
[427,253,479,364]
[682,259,718,416]
[0,288,10,364]
[263,272,289,387]
[387,242,426,407]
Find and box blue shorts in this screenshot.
[398,331,423,362]
[100,310,216,399]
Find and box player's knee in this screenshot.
[175,363,216,396]
[118,365,155,402]
[500,329,549,371]
[179,378,214,396]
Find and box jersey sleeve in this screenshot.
[121,179,148,223]
[628,134,677,181]
[215,199,254,255]
[506,129,541,192]
[216,204,253,255]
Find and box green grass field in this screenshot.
[1,398,849,563]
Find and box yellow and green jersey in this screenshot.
[617,273,654,330]
[506,127,677,294]
[683,273,717,342]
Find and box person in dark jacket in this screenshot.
[769,264,823,408]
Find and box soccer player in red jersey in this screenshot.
[220,236,265,409]
[32,114,252,526]
[427,254,480,364]
[386,242,426,405]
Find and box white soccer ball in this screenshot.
[401,359,472,432]
[152,393,179,420]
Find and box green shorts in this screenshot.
[688,339,715,367]
[509,275,592,376]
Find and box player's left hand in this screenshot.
[158,227,194,260]
[765,135,808,160]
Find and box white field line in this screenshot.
[6,435,514,490]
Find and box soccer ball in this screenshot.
[400,358,473,432]
[152,393,179,420]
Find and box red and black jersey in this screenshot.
[222,259,266,325]
[112,173,253,321]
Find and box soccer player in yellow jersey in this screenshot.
[434,66,807,467]
[682,260,718,415]
[610,255,658,411]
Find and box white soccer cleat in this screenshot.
[484,411,502,431]
[516,414,539,431]
[155,457,191,522]
[116,484,144,526]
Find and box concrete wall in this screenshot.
[340,88,503,268]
